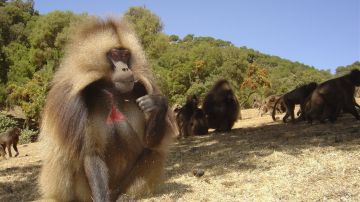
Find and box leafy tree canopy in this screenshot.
[0,3,350,127]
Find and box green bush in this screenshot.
[0,114,17,133]
[19,128,38,144]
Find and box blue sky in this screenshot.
[34,0,359,72]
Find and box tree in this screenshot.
[6,11,85,122]
[240,63,271,107]
[124,6,163,52]
[169,34,179,42]
[336,61,360,76]
[0,0,37,84]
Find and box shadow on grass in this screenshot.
[0,164,41,202]
[166,113,360,179]
[1,114,359,201]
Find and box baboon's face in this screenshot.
[106,48,134,93]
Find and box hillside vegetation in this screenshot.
[0,0,344,126]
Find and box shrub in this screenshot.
[0,114,17,133]
[19,128,38,144]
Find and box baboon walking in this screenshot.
[272,82,317,123]
[0,127,21,157]
[306,70,360,123]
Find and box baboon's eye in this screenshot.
[106,48,131,69]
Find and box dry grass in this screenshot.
[2,108,360,201]
[0,142,41,201]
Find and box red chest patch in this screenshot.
[106,104,125,124]
[104,90,126,124]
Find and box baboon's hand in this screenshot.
[136,94,168,114]
[136,94,168,148]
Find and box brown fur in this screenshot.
[187,108,208,136]
[202,80,239,132]
[272,82,317,123]
[175,95,208,138]
[38,17,177,201]
[252,97,262,109]
[306,70,360,123]
[0,127,21,158]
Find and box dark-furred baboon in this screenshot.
[272,82,318,123]
[0,127,21,157]
[175,95,208,137]
[306,69,360,123]
[202,79,239,132]
[38,17,177,201]
[188,108,208,136]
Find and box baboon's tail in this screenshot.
[272,97,282,121]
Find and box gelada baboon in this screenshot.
[252,97,262,109]
[202,79,239,132]
[259,95,285,116]
[38,17,177,201]
[306,69,360,123]
[272,82,318,123]
[175,95,208,137]
[188,108,208,136]
[175,95,198,138]
[0,127,21,157]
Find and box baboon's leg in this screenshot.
[260,107,267,116]
[113,149,165,200]
[345,104,360,120]
[6,143,12,157]
[13,141,19,157]
[296,104,306,121]
[1,144,6,155]
[282,101,294,123]
[289,104,296,123]
[282,112,290,123]
[217,119,232,132]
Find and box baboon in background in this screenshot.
[260,95,285,116]
[306,69,360,123]
[188,108,208,136]
[0,127,21,157]
[39,18,177,201]
[172,104,182,136]
[252,97,262,109]
[175,95,198,138]
[202,79,239,132]
[272,82,318,123]
[176,95,208,137]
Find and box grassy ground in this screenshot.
[1,108,360,201]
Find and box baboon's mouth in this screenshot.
[114,80,135,93]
